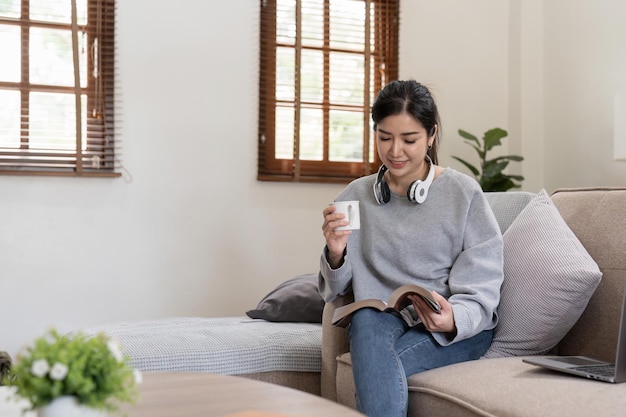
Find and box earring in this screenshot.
[428,143,433,150]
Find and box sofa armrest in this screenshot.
[320,293,353,401]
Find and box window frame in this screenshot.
[258,0,399,183]
[0,0,118,177]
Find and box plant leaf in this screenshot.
[483,160,509,178]
[483,128,508,152]
[485,177,519,192]
[458,129,480,146]
[490,155,524,162]
[451,156,480,176]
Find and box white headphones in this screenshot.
[373,155,435,204]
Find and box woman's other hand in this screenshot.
[408,291,456,334]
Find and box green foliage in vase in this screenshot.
[4,328,139,414]
[452,127,524,192]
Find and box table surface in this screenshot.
[121,372,365,417]
[1,372,365,417]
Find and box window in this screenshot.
[0,0,118,177]
[258,0,399,183]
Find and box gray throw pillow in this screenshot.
[246,273,324,323]
[483,189,602,358]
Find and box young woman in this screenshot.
[319,80,503,417]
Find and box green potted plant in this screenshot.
[3,328,140,417]
[452,127,524,192]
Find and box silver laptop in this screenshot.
[523,289,626,383]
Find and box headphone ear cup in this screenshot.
[380,180,390,204]
[407,157,435,204]
[373,165,391,204]
[407,180,428,203]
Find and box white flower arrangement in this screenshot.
[3,328,140,414]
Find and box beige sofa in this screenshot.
[320,187,626,417]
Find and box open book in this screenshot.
[332,284,441,328]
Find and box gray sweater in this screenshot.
[319,168,504,346]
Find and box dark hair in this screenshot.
[371,80,441,164]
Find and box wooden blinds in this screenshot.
[0,0,119,176]
[258,0,399,183]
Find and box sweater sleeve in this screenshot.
[432,190,504,346]
[318,246,353,302]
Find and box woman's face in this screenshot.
[375,111,433,186]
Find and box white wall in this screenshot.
[401,0,626,193]
[399,0,510,184]
[542,0,626,190]
[2,0,625,358]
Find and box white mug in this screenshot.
[332,201,360,230]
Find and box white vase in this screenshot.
[37,396,106,417]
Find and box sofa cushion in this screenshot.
[335,342,626,417]
[483,189,602,358]
[246,273,324,323]
[406,356,626,417]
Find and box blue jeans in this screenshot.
[349,308,493,417]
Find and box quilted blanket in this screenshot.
[83,316,322,375]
